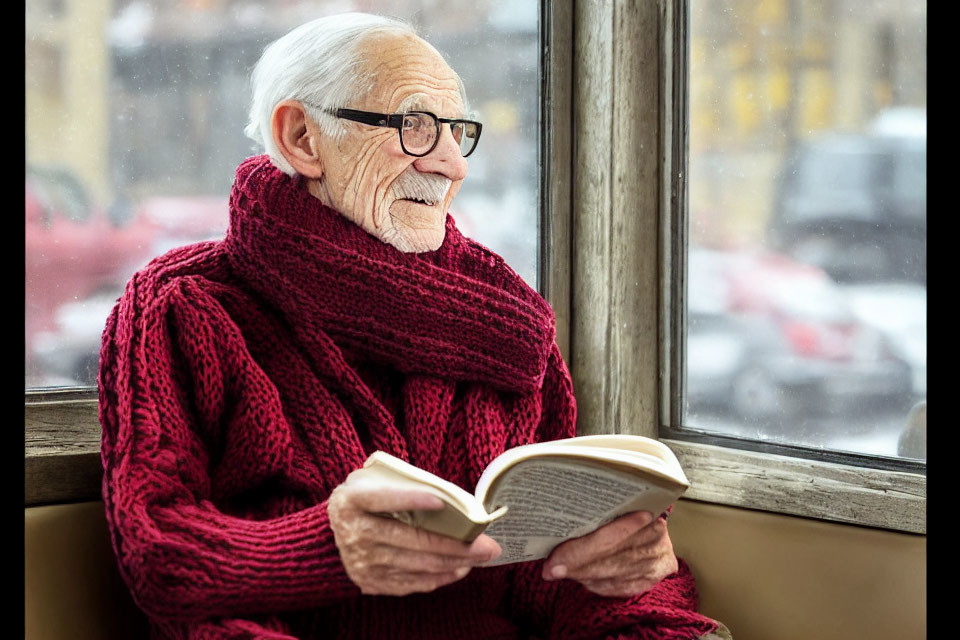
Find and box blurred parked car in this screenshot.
[25,165,229,387]
[686,247,913,427]
[768,109,925,285]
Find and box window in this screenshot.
[26,0,925,535]
[680,0,926,460]
[660,0,925,533]
[25,0,541,390]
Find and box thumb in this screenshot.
[469,533,502,562]
[342,479,447,514]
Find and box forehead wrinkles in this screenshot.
[391,83,463,116]
[360,37,463,112]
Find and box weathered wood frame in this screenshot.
[539,0,573,361]
[25,390,101,505]
[25,0,926,535]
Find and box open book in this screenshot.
[356,434,689,566]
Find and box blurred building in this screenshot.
[26,0,536,208]
[688,0,926,247]
[26,0,113,203]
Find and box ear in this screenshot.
[270,100,325,178]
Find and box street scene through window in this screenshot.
[683,0,926,462]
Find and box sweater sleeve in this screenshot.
[98,264,360,623]
[508,345,720,639]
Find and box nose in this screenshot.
[412,123,468,182]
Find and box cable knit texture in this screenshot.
[98,154,720,639]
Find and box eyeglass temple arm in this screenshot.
[332,108,395,128]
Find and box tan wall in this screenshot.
[25,502,147,640]
[670,499,926,640]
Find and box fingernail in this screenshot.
[471,548,491,561]
[471,545,501,562]
[455,566,470,579]
[550,564,567,579]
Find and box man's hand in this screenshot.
[541,511,677,597]
[328,472,502,596]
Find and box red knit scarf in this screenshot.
[224,155,556,394]
[217,154,561,481]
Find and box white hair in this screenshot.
[245,12,467,175]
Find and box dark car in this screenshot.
[768,114,925,285]
[685,247,913,428]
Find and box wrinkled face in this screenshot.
[308,32,469,252]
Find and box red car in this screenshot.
[685,246,913,427]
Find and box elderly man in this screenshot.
[98,13,723,639]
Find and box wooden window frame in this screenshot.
[25,0,925,537]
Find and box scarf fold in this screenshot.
[222,155,556,397]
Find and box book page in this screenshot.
[474,437,689,501]
[480,457,683,566]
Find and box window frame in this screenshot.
[25,388,101,506]
[25,0,926,536]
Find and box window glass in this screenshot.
[684,0,926,461]
[25,0,539,389]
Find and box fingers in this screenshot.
[556,518,669,581]
[366,543,485,574]
[331,480,501,559]
[355,527,499,569]
[341,541,477,596]
[541,513,678,598]
[579,574,662,598]
[577,548,679,598]
[542,511,655,579]
[349,511,499,560]
[328,479,502,596]
[466,534,502,563]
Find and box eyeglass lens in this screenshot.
[401,113,478,157]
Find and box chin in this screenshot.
[383,202,447,252]
[386,226,446,253]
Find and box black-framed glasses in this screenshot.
[324,108,482,158]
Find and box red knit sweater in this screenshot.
[98,155,718,639]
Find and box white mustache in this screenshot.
[391,168,452,206]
